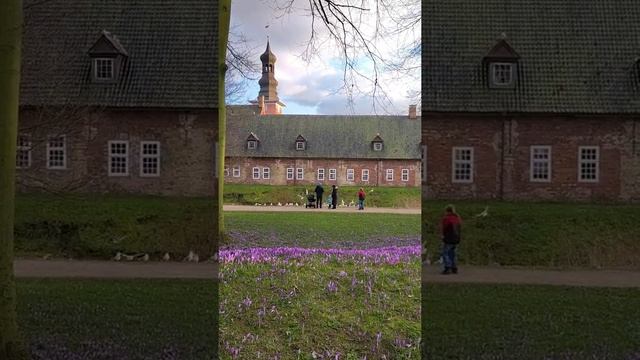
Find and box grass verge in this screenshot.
[423,200,640,268]
[17,279,217,359]
[224,184,421,208]
[422,283,640,359]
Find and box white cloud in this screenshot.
[230,0,420,115]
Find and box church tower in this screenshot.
[251,40,285,115]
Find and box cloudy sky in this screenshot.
[228,0,420,115]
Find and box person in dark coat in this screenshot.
[331,185,338,209]
[314,183,325,208]
[440,204,462,274]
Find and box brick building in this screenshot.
[422,0,640,202]
[225,43,422,187]
[16,0,219,197]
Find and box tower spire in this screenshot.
[253,40,284,115]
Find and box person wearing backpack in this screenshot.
[441,204,462,274]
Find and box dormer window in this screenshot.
[88,30,128,83]
[94,58,114,80]
[484,39,519,89]
[372,134,384,151]
[295,135,306,151]
[246,132,260,149]
[491,62,514,86]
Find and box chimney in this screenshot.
[408,104,417,119]
[258,95,265,115]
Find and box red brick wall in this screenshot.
[16,108,219,197]
[423,113,640,202]
[224,157,421,187]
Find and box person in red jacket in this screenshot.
[441,204,462,274]
[357,188,366,210]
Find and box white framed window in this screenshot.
[252,167,260,179]
[232,166,241,178]
[224,166,230,177]
[108,140,128,176]
[373,142,383,151]
[386,169,394,181]
[452,147,473,183]
[247,140,257,149]
[421,145,427,184]
[16,134,32,169]
[262,167,270,179]
[296,141,306,151]
[530,146,551,182]
[47,135,66,169]
[491,62,514,87]
[329,168,337,181]
[317,168,325,181]
[362,169,369,182]
[296,167,304,180]
[401,168,410,182]
[346,169,354,181]
[94,58,114,80]
[286,167,294,180]
[140,141,160,177]
[578,146,599,182]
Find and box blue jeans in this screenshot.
[358,199,364,209]
[442,243,457,269]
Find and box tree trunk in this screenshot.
[217,0,231,239]
[0,0,28,359]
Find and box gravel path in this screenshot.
[15,259,640,287]
[423,264,640,288]
[223,204,420,214]
[15,259,218,279]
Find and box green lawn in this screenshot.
[422,284,640,359]
[220,256,421,359]
[17,279,217,359]
[224,184,421,208]
[15,193,218,258]
[224,211,420,248]
[423,201,640,268]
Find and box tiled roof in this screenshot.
[226,112,421,160]
[21,0,218,109]
[423,0,640,114]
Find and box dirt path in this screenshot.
[423,264,640,288]
[15,259,218,280]
[223,204,420,214]
[16,259,640,288]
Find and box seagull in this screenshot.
[475,206,489,218]
[277,202,282,206]
[163,253,171,261]
[124,254,134,261]
[142,254,149,262]
[113,252,122,261]
[295,202,299,207]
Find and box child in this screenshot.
[441,204,462,274]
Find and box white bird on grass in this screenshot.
[475,206,489,218]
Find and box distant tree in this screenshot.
[273,0,420,113]
[0,0,29,358]
[225,27,260,103]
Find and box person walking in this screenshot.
[357,187,366,210]
[331,185,338,209]
[314,183,325,208]
[440,204,461,274]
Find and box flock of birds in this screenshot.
[252,189,376,208]
[112,250,209,263]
